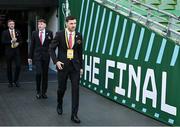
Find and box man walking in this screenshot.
[1,19,22,87]
[28,19,53,99]
[50,16,83,123]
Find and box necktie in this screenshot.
[40,31,43,46]
[69,33,72,49]
[10,30,14,39]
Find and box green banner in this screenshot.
[68,0,180,125]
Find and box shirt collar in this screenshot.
[66,28,75,35]
[9,29,14,32]
[39,29,45,33]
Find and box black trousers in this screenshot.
[35,59,50,94]
[57,62,80,115]
[6,49,21,84]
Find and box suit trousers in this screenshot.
[35,59,50,94]
[6,49,21,84]
[57,61,80,115]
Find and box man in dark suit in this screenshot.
[1,19,22,87]
[28,19,53,99]
[50,16,83,123]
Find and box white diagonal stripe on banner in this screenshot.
[125,23,136,58]
[85,3,95,51]
[96,8,106,53]
[109,15,120,55]
[170,45,179,66]
[156,38,167,64]
[82,0,90,35]
[116,19,127,56]
[134,27,145,60]
[102,11,113,54]
[78,0,85,32]
[145,33,155,62]
[90,5,100,52]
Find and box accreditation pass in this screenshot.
[67,49,74,59]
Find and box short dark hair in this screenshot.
[65,16,76,22]
[7,19,15,23]
[38,19,46,24]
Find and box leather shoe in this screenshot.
[42,94,48,99]
[14,82,20,87]
[8,83,13,87]
[57,104,62,115]
[71,115,81,123]
[36,93,41,99]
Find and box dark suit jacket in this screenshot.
[1,29,22,56]
[50,30,83,71]
[29,29,53,62]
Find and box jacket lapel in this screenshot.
[44,31,48,44]
[63,31,69,49]
[8,30,12,39]
[36,31,41,45]
[72,33,77,49]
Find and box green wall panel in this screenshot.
[61,0,180,125]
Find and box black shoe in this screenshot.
[36,93,41,99]
[8,83,13,87]
[42,94,48,99]
[71,115,81,123]
[57,104,62,115]
[14,82,20,87]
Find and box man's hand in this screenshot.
[28,59,32,64]
[11,38,17,43]
[80,69,83,77]
[14,42,19,47]
[56,61,64,70]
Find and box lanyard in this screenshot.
[65,30,75,49]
